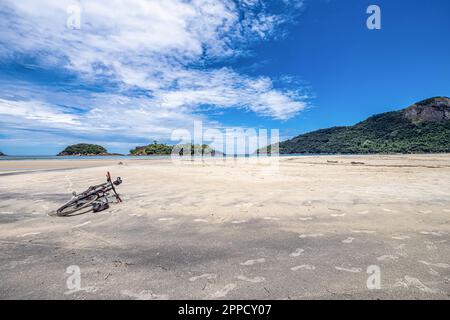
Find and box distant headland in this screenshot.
[266,96,450,154]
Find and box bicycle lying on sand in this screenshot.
[56,172,123,216]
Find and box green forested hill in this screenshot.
[57,144,108,156]
[130,142,173,155]
[277,97,450,154]
[130,142,219,156]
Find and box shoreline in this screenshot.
[2,153,450,175]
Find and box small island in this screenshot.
[130,141,173,156]
[57,143,121,156]
[130,141,219,156]
[0,151,6,156]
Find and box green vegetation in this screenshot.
[130,141,173,155]
[172,143,218,156]
[415,96,449,106]
[57,144,108,156]
[271,97,450,154]
[130,141,219,156]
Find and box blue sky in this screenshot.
[0,0,449,155]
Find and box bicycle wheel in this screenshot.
[56,194,98,217]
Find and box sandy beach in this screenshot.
[1,155,449,299]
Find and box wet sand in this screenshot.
[0,155,449,299]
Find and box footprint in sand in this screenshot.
[351,230,376,234]
[194,219,208,223]
[236,275,265,283]
[342,237,355,244]
[428,268,440,276]
[418,261,450,269]
[17,232,41,238]
[121,290,169,300]
[382,208,396,214]
[136,193,149,197]
[64,286,97,295]
[299,233,323,238]
[357,210,369,215]
[158,217,175,221]
[335,266,362,273]
[394,276,438,294]
[128,213,143,217]
[418,210,432,214]
[420,231,445,237]
[392,235,410,240]
[263,217,280,221]
[289,248,305,257]
[73,221,91,228]
[291,264,315,271]
[231,220,247,224]
[377,255,399,261]
[236,203,254,209]
[299,217,313,221]
[240,258,266,266]
[189,274,217,282]
[443,209,450,213]
[210,284,236,298]
[330,213,346,217]
[0,211,14,215]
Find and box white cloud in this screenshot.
[0,0,308,150]
[0,99,79,127]
[0,95,209,139]
[155,68,307,119]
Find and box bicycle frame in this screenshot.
[74,172,121,201]
[56,172,123,216]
